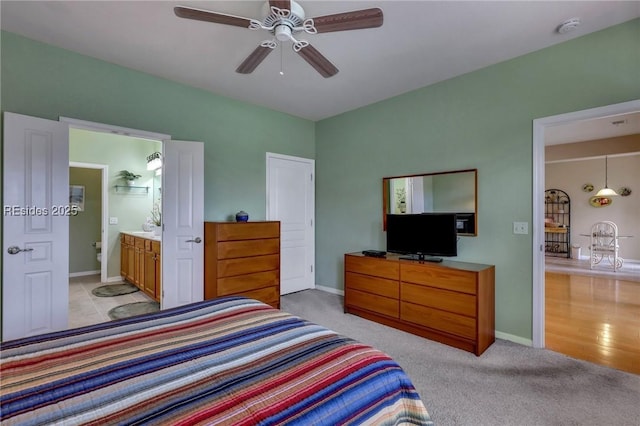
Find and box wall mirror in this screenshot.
[383,169,478,236]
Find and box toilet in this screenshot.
[95,241,102,263]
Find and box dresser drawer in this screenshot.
[218,238,279,259]
[401,282,476,317]
[345,272,399,299]
[217,254,279,278]
[401,263,476,294]
[216,222,279,241]
[401,302,476,339]
[345,255,399,280]
[346,289,399,318]
[217,271,279,296]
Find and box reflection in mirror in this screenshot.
[383,169,477,235]
[152,172,162,228]
[153,173,162,207]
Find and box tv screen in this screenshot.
[386,213,458,259]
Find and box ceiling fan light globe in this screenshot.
[275,25,292,41]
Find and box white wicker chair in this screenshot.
[590,221,623,271]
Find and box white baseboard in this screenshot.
[315,284,344,296]
[107,276,125,283]
[495,331,532,347]
[69,270,100,278]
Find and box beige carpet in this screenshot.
[281,289,640,426]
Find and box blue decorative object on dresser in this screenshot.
[235,210,249,222]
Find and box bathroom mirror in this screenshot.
[383,169,477,235]
[153,173,161,209]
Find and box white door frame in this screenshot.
[531,99,640,348]
[69,161,109,283]
[61,117,170,141]
[61,116,170,285]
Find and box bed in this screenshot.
[1,297,432,425]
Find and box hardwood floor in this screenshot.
[545,271,640,375]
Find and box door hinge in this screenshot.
[310,219,313,227]
[310,173,313,181]
[310,265,313,273]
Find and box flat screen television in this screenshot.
[386,213,458,261]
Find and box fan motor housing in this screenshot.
[263,0,305,34]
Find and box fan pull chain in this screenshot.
[279,43,284,76]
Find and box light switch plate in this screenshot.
[109,217,118,225]
[513,222,528,234]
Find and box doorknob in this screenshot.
[7,246,34,255]
[185,237,202,244]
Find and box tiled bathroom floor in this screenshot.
[69,274,154,329]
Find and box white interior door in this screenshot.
[266,153,315,295]
[2,112,69,341]
[162,140,204,308]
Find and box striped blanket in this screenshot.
[1,297,432,425]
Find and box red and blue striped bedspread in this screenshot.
[1,297,432,425]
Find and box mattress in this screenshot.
[1,297,432,425]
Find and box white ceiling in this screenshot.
[1,1,638,121]
[545,112,640,146]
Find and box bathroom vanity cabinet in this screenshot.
[120,233,161,302]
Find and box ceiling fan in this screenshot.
[174,0,383,78]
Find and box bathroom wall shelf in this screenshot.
[115,185,149,193]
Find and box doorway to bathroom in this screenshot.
[68,162,108,283]
[68,128,162,327]
[68,127,162,284]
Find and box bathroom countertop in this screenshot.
[121,231,161,242]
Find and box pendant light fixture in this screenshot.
[595,156,618,197]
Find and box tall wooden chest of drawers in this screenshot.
[345,252,495,355]
[204,221,280,308]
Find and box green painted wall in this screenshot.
[1,31,316,224]
[69,167,102,274]
[1,19,639,343]
[315,19,640,341]
[69,129,160,279]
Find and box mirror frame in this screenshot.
[382,168,478,235]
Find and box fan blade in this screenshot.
[311,8,383,33]
[236,45,273,74]
[269,0,291,11]
[296,44,339,78]
[174,6,253,28]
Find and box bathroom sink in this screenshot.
[130,231,155,237]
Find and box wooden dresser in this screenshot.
[204,221,280,308]
[344,252,495,355]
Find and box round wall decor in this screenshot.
[589,196,612,207]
